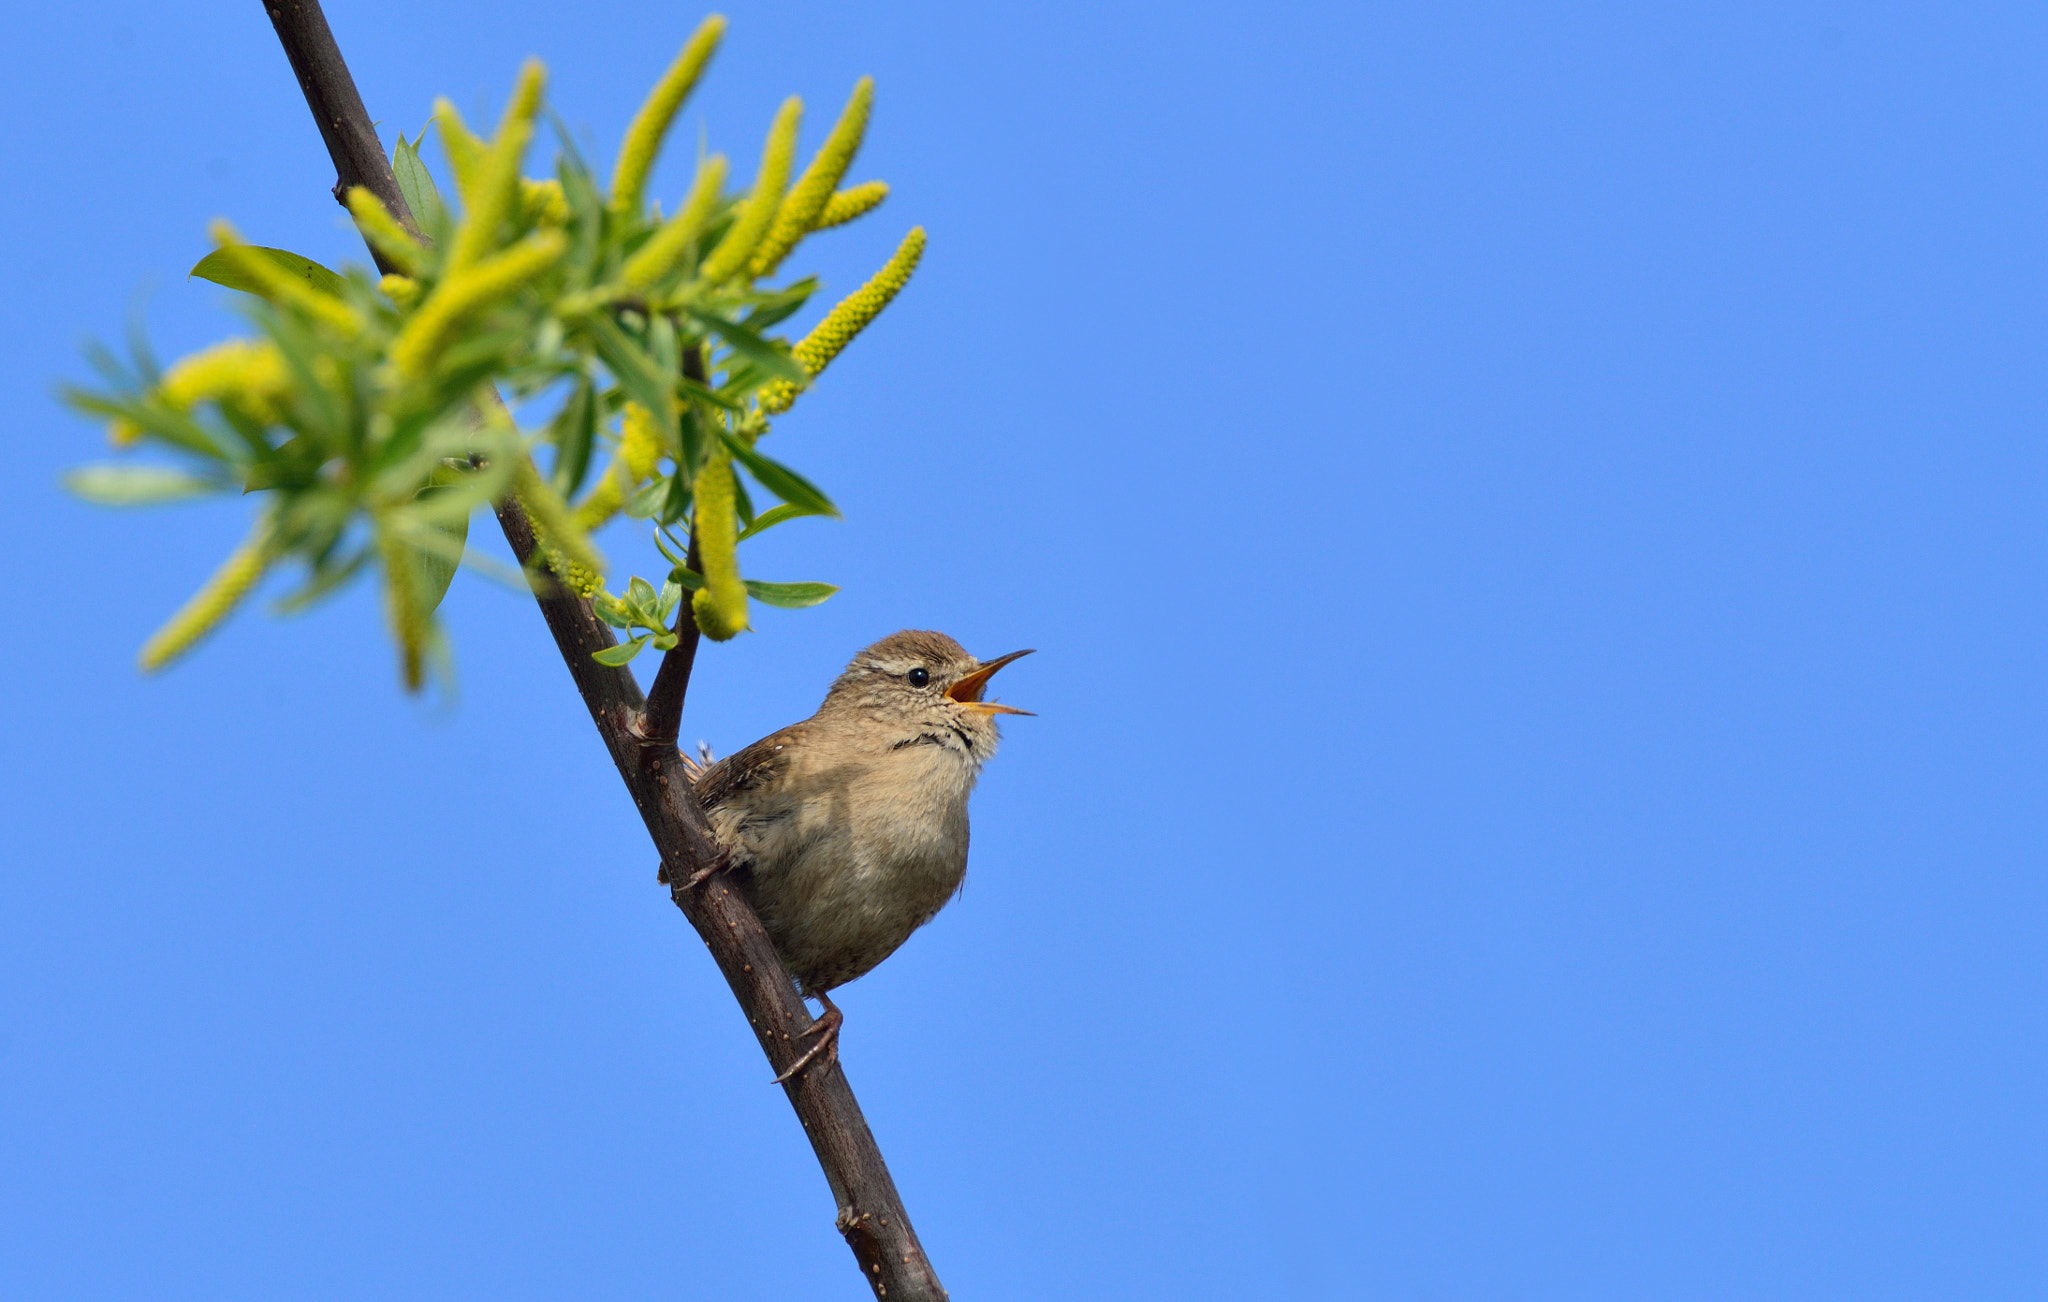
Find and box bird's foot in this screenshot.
[772,991,843,1084]
[658,851,729,891]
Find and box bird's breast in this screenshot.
[725,736,980,991]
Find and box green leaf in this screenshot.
[271,546,371,615]
[687,308,807,383]
[668,565,704,590]
[647,312,679,380]
[739,277,819,333]
[627,575,659,611]
[655,472,691,526]
[555,143,605,277]
[592,635,651,666]
[624,476,669,520]
[735,501,830,543]
[678,374,747,412]
[675,404,708,477]
[408,468,471,614]
[392,130,446,234]
[744,579,839,609]
[586,312,677,434]
[730,464,756,529]
[61,390,235,462]
[718,428,840,518]
[63,464,232,505]
[547,377,599,497]
[189,247,347,300]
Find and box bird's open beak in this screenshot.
[947,649,1035,716]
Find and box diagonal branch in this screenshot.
[255,5,944,1298]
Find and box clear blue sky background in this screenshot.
[2,2,2044,1297]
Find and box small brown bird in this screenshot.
[683,630,1033,1080]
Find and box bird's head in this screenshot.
[822,629,1034,761]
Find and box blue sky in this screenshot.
[3,2,2046,1297]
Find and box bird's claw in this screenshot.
[678,859,723,890]
[659,852,730,892]
[772,993,843,1084]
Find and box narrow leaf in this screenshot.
[547,377,599,496]
[624,476,669,520]
[586,312,677,433]
[687,307,807,382]
[735,501,829,543]
[392,130,447,235]
[592,635,651,666]
[408,468,472,614]
[719,428,840,518]
[63,465,232,505]
[744,579,839,609]
[189,247,347,300]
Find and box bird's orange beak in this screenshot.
[947,649,1035,716]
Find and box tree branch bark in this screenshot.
[256,6,945,1297]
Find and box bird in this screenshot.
[675,629,1033,1081]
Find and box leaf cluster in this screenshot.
[64,19,917,687]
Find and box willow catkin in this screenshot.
[610,15,726,215]
[442,59,546,277]
[620,155,728,291]
[138,520,274,671]
[516,456,606,597]
[344,186,427,275]
[573,401,668,531]
[813,181,888,231]
[750,77,873,278]
[389,230,566,379]
[760,226,925,414]
[697,97,801,285]
[690,451,748,640]
[159,338,291,423]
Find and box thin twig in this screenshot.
[638,343,709,749]
[255,6,945,1297]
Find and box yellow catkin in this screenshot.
[138,520,273,671]
[813,181,888,231]
[206,221,362,337]
[379,274,420,307]
[610,15,727,215]
[760,225,925,413]
[433,100,487,200]
[376,522,430,691]
[159,338,291,422]
[344,186,426,274]
[444,60,547,278]
[689,450,748,639]
[620,154,728,291]
[750,77,873,278]
[697,97,802,285]
[516,456,606,595]
[573,401,668,530]
[390,230,567,379]
[519,177,569,226]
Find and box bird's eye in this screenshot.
[908,667,930,688]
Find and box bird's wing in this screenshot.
[693,723,807,812]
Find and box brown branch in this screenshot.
[256,6,945,1298]
[637,343,710,750]
[258,0,419,257]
